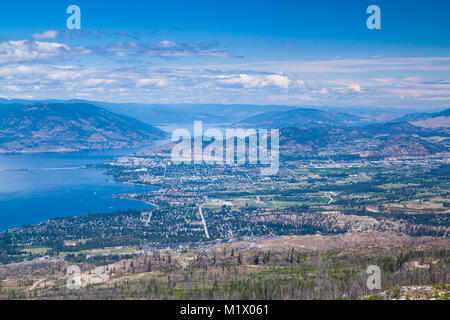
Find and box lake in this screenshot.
[0,144,164,231]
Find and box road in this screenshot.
[29,278,46,291]
[198,204,210,239]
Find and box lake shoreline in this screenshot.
[0,141,166,232]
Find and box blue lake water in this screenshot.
[0,145,162,231]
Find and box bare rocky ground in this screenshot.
[211,230,447,255]
[0,230,448,297]
[366,284,450,300]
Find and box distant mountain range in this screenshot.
[279,121,449,158]
[0,103,166,153]
[0,98,448,157]
[233,106,449,158]
[2,98,447,127]
[237,107,450,130]
[0,99,297,125]
[394,108,450,129]
[97,103,298,125]
[395,108,450,122]
[364,135,444,158]
[236,107,363,128]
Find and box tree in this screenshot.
[238,253,243,265]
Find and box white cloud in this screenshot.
[33,30,59,40]
[216,73,290,88]
[295,79,305,87]
[266,74,290,88]
[348,84,362,92]
[136,78,167,87]
[99,40,238,58]
[372,78,395,84]
[3,85,20,92]
[83,78,118,87]
[236,57,450,74]
[0,40,89,64]
[158,40,178,48]
[0,52,449,108]
[312,88,328,95]
[403,76,421,82]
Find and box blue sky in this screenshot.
[0,0,449,109]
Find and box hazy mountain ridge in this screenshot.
[237,107,363,128]
[236,106,449,158]
[0,99,298,125]
[364,135,444,157]
[395,108,450,122]
[0,99,447,158]
[279,121,448,158]
[0,103,166,153]
[95,103,298,125]
[2,98,445,126]
[395,108,450,129]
